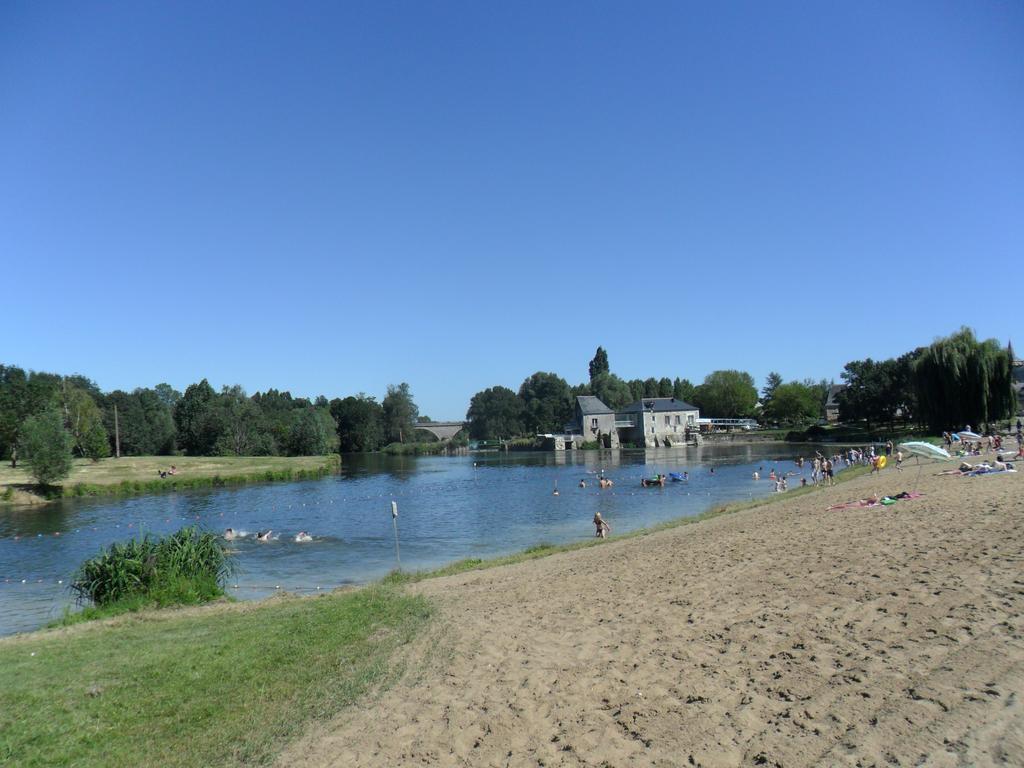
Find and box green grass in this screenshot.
[0,586,432,768]
[0,455,340,503]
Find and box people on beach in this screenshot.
[593,512,611,539]
[895,450,903,472]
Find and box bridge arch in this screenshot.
[412,421,466,441]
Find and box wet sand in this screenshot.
[279,464,1023,767]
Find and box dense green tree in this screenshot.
[21,409,74,486]
[837,356,921,430]
[627,379,646,403]
[61,384,109,460]
[103,388,177,456]
[0,365,30,466]
[250,388,300,453]
[692,370,758,418]
[518,372,573,434]
[589,373,633,411]
[762,381,821,424]
[643,377,660,398]
[214,390,269,456]
[672,378,696,404]
[588,347,610,380]
[761,372,783,406]
[173,379,222,455]
[153,383,181,409]
[0,366,63,467]
[330,394,385,452]
[836,359,888,429]
[914,328,1016,432]
[286,408,333,455]
[466,386,526,440]
[657,377,673,398]
[382,383,419,443]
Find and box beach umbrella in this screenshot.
[899,441,951,490]
[899,442,952,461]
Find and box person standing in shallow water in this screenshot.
[593,512,611,539]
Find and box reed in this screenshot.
[70,526,234,608]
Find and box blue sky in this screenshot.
[2,2,1021,418]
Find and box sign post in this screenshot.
[391,500,401,569]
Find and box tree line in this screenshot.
[0,363,426,468]
[836,327,1017,432]
[466,347,831,440]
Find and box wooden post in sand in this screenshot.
[391,500,401,569]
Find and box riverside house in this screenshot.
[557,396,700,449]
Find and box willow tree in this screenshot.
[913,328,1016,433]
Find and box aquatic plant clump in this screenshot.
[70,526,234,607]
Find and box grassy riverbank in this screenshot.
[0,455,340,505]
[0,586,431,768]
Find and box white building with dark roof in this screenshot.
[617,397,699,448]
[563,396,700,449]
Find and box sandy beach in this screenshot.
[279,464,1023,768]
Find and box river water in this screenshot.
[0,444,833,636]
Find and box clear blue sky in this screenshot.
[2,2,1021,418]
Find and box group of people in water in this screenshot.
[223,528,313,543]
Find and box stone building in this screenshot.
[561,395,699,449]
[616,397,699,448]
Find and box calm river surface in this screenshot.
[0,444,834,635]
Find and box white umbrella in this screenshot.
[899,442,951,461]
[899,442,952,490]
[958,431,981,440]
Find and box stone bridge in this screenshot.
[412,421,466,441]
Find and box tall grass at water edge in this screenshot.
[69,526,234,614]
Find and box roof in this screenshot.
[575,395,614,415]
[618,397,699,414]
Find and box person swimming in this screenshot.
[294,531,312,543]
[224,528,236,541]
[256,530,272,542]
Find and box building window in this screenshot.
[687,415,694,425]
[664,415,670,426]
[591,418,598,429]
[675,415,681,425]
